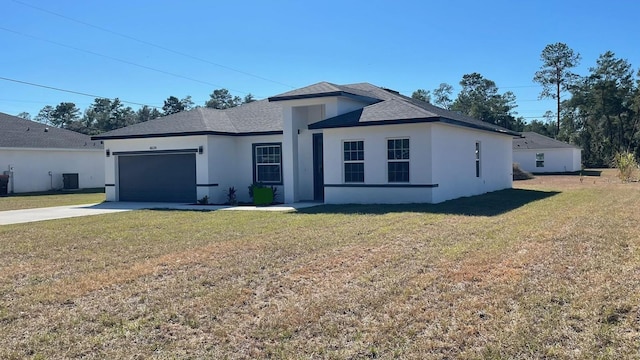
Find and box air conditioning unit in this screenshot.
[63,173,79,190]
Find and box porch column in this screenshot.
[282,107,298,203]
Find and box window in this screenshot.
[343,140,364,183]
[475,142,481,177]
[388,138,410,182]
[536,153,544,167]
[253,144,282,183]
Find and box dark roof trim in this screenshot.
[439,118,522,137]
[113,148,199,156]
[308,117,439,129]
[92,130,283,141]
[308,115,521,137]
[268,91,379,103]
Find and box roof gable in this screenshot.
[308,99,438,129]
[268,81,382,102]
[0,112,103,150]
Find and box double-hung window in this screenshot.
[388,138,410,182]
[536,153,544,167]
[343,140,364,183]
[253,143,282,184]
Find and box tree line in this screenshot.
[17,89,255,135]
[15,42,640,167]
[411,43,640,167]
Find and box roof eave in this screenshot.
[309,116,521,136]
[308,117,439,130]
[92,130,283,141]
[268,91,380,104]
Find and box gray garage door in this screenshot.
[118,153,196,202]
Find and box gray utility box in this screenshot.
[0,174,9,196]
[62,173,79,190]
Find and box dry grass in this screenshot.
[0,189,105,211]
[1,170,640,358]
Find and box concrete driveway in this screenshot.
[0,202,320,225]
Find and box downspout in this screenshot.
[7,165,14,193]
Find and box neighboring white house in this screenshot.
[0,112,105,193]
[513,132,582,173]
[93,82,519,204]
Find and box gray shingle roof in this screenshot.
[92,81,521,140]
[93,100,283,140]
[0,112,103,150]
[308,85,521,136]
[268,81,382,102]
[513,132,581,150]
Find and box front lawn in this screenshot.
[1,174,638,358]
[0,189,105,211]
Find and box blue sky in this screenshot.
[2,0,639,123]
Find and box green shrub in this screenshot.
[613,151,638,182]
[226,187,238,206]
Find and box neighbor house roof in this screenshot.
[513,132,581,150]
[92,100,283,140]
[93,81,521,140]
[0,112,103,150]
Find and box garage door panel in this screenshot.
[118,153,196,202]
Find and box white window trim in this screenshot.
[343,140,364,183]
[254,143,282,184]
[387,137,410,183]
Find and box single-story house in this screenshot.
[513,132,582,173]
[92,82,520,204]
[0,112,105,193]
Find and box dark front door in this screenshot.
[313,133,324,201]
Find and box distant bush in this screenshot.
[513,163,534,180]
[613,151,638,182]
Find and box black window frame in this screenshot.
[387,138,410,183]
[475,141,481,177]
[536,152,544,168]
[343,140,364,183]
[252,143,283,184]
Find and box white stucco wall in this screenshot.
[279,96,375,202]
[513,148,582,173]
[0,148,104,193]
[430,124,513,203]
[103,134,284,203]
[202,135,233,203]
[336,97,370,115]
[233,134,284,204]
[319,122,512,204]
[322,123,434,204]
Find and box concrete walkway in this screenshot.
[0,202,321,226]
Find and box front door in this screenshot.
[313,133,324,201]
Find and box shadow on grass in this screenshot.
[6,188,105,197]
[531,170,602,176]
[296,188,560,217]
